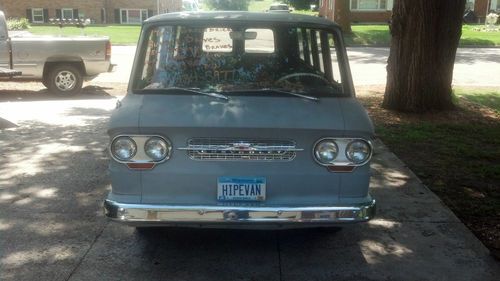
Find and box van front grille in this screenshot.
[178,138,302,161]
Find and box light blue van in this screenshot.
[104,12,376,229]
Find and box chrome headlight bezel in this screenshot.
[345,139,372,165]
[110,136,137,162]
[109,135,173,166]
[313,137,373,167]
[144,136,172,162]
[313,139,339,165]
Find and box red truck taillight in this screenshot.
[105,41,111,61]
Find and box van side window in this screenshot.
[295,28,342,84]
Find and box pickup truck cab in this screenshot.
[104,12,376,229]
[0,11,112,95]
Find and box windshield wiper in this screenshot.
[138,87,229,100]
[262,88,319,101]
[224,88,319,101]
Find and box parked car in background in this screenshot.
[267,3,292,13]
[0,11,113,95]
[104,11,376,229]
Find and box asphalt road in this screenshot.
[94,46,500,86]
[0,91,499,280]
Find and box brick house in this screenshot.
[319,0,500,24]
[0,0,182,24]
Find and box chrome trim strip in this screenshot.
[178,146,304,152]
[180,138,303,161]
[104,199,376,224]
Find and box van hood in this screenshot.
[108,94,374,137]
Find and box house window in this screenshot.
[32,8,44,23]
[465,0,475,11]
[120,9,148,24]
[329,0,334,10]
[62,8,74,19]
[350,0,389,10]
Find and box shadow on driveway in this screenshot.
[0,85,115,102]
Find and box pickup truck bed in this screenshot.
[0,10,112,95]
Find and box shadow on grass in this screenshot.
[457,93,500,112]
[460,38,498,47]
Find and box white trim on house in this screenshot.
[387,0,393,11]
[120,8,148,24]
[329,0,334,10]
[491,0,499,11]
[31,8,44,23]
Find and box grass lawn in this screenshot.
[461,25,500,46]
[345,24,500,47]
[346,25,391,46]
[28,25,141,45]
[27,23,500,47]
[357,86,500,258]
[454,87,500,113]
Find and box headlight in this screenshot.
[144,137,170,161]
[346,140,371,164]
[314,140,338,164]
[111,137,137,161]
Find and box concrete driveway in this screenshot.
[93,46,500,86]
[0,95,498,280]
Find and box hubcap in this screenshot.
[54,70,77,91]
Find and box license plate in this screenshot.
[217,177,266,201]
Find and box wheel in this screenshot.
[47,64,83,96]
[42,76,50,88]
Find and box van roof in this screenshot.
[145,11,340,29]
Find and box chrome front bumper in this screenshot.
[104,199,376,227]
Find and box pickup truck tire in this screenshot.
[47,64,83,96]
[42,77,50,88]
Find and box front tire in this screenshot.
[42,76,50,88]
[47,64,83,96]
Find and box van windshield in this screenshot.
[134,24,345,97]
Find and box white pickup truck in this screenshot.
[0,11,113,95]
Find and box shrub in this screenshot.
[6,18,30,30]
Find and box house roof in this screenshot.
[145,11,340,28]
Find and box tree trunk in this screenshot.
[383,0,465,112]
[335,0,352,34]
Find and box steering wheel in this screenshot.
[276,72,330,84]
